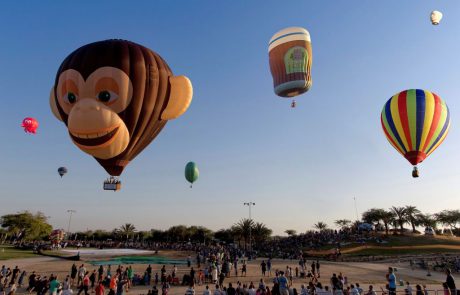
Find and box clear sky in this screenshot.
[0,1,459,236]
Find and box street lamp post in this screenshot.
[243,202,255,253]
[66,210,76,239]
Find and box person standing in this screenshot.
[316,260,320,277]
[445,269,456,295]
[77,264,86,287]
[387,267,396,295]
[78,272,90,295]
[186,283,196,295]
[95,281,105,295]
[98,266,104,283]
[261,261,267,277]
[147,265,152,285]
[203,285,211,295]
[49,276,61,295]
[90,270,97,292]
[278,271,289,295]
[267,259,272,276]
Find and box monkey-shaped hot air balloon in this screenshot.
[269,27,312,108]
[430,10,443,25]
[50,40,193,190]
[381,89,450,178]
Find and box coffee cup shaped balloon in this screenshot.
[269,27,312,97]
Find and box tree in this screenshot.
[232,219,255,249]
[285,229,297,236]
[118,223,136,241]
[435,210,460,230]
[380,210,396,235]
[214,229,234,244]
[150,229,166,242]
[361,209,384,225]
[334,219,351,230]
[404,206,421,233]
[0,211,52,241]
[417,214,438,229]
[391,206,407,234]
[166,225,188,242]
[252,222,272,246]
[313,222,328,232]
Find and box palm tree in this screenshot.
[232,218,255,249]
[252,222,272,246]
[118,223,136,241]
[285,229,297,236]
[380,210,396,235]
[334,219,351,230]
[313,222,328,232]
[405,206,421,233]
[391,206,407,234]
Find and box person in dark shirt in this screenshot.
[227,282,236,295]
[445,269,456,295]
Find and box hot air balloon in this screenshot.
[49,40,193,190]
[58,167,67,178]
[21,117,39,134]
[185,162,199,188]
[431,10,443,25]
[269,27,312,108]
[381,89,450,177]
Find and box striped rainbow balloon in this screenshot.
[381,89,450,168]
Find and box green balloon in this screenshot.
[185,162,199,187]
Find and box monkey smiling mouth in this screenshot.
[69,127,120,147]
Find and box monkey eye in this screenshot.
[63,92,78,104]
[97,90,118,103]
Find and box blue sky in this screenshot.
[0,1,459,235]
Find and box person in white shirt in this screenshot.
[203,285,211,295]
[350,284,360,295]
[300,284,308,295]
[214,284,222,295]
[405,282,413,295]
[365,285,376,295]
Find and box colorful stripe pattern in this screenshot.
[381,89,450,166]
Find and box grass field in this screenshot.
[0,245,37,260]
[306,234,460,257]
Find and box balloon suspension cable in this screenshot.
[291,100,296,108]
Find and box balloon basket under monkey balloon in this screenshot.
[104,176,122,191]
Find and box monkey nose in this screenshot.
[75,98,101,111]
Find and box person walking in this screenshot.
[445,269,456,295]
[95,281,105,295]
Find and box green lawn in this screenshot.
[0,245,37,260]
[346,247,460,257]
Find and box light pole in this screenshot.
[66,210,76,238]
[243,202,255,253]
[353,197,359,221]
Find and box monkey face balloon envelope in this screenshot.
[50,40,193,176]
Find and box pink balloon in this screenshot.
[21,117,39,134]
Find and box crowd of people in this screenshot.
[1,250,460,295]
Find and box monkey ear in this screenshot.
[161,75,193,120]
[49,87,63,121]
